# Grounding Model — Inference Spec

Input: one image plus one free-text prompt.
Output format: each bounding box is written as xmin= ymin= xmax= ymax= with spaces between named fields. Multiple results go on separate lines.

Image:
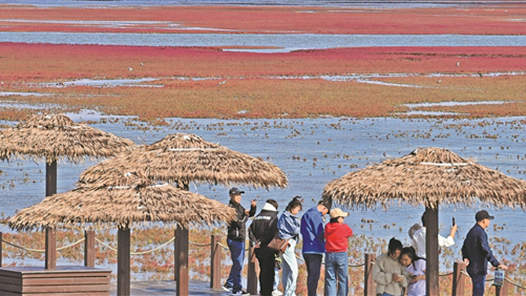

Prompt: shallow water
xmin=0 ymin=91 xmax=51 ymax=97
xmin=40 ymin=78 xmax=163 ymax=88
xmin=1 ymin=115 xmax=525 ymax=255
xmin=403 ymin=100 xmax=512 ymax=108
xmin=4 ymin=32 xmax=526 ymax=52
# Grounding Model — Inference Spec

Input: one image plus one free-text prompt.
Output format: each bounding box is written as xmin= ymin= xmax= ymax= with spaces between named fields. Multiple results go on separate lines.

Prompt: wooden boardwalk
xmin=110 ymin=280 xmax=228 ymax=296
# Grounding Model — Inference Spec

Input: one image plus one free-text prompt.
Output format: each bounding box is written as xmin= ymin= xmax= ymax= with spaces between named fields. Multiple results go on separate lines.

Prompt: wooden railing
xmin=1 ymin=232 xmax=524 ymax=296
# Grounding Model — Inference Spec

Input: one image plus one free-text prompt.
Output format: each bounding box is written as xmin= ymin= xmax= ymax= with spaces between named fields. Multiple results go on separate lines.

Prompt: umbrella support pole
xmin=45 ymin=229 xmax=56 ymax=270
xmin=0 ymin=232 xmax=3 ymax=267
xmin=117 ymin=227 xmax=131 ymax=296
xmin=84 ymin=230 xmax=95 ymax=268
xmin=45 ymin=161 xmax=57 ymax=270
xmin=425 ymin=205 xmax=440 ymax=296
xmin=175 ymin=227 xmax=189 ymax=296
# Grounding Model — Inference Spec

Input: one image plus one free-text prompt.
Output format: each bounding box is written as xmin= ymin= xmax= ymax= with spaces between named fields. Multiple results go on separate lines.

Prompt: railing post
xmin=84 ymin=230 xmax=95 ymax=268
xmin=500 ymin=278 xmax=510 ymax=296
xmin=452 ymin=261 xmax=466 ymax=296
xmin=210 ymin=235 xmax=222 ymax=290
xmin=499 ymin=267 xmax=513 ymax=296
xmin=364 ymin=253 xmax=376 ymax=296
xmin=247 ymin=241 xmax=258 ymax=295
xmin=0 ymin=232 xmax=3 ymax=267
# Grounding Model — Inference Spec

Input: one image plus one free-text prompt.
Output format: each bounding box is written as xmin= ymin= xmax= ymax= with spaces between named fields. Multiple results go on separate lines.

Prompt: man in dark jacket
xmin=249 ymin=199 xmax=279 ymax=296
xmin=462 ymin=210 xmax=507 ymax=296
xmin=225 ymin=187 xmax=256 ymax=295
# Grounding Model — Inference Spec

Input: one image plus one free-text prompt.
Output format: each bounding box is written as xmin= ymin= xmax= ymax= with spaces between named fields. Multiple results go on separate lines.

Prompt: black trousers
xmin=304 ymin=253 xmax=323 ymax=296
xmin=255 ymin=247 xmax=276 ymax=296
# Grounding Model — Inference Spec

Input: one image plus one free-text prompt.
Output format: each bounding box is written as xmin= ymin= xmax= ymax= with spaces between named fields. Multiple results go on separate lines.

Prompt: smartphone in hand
xmin=452 ymin=217 xmax=456 ymax=226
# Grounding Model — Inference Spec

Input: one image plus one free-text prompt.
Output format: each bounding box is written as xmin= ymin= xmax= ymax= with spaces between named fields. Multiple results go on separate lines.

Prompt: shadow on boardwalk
xmin=111 ymin=280 xmax=228 ymax=296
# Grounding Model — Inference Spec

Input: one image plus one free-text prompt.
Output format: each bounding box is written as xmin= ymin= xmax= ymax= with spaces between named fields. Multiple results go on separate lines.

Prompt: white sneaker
xmin=222 ymin=283 xmax=232 ymax=292
xmin=272 ymin=290 xmax=283 ymax=296
xmin=231 ymin=289 xmax=250 ymax=296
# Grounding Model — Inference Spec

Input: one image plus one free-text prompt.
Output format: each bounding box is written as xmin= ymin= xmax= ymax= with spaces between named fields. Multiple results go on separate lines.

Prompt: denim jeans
xmin=471 ymin=274 xmax=486 ymax=296
xmin=226 ymin=238 xmax=245 ymax=292
xmin=274 ymin=266 xmax=280 ymax=291
xmin=282 ymin=239 xmax=298 ymax=296
xmin=324 ymin=252 xmax=348 ymax=296
xmin=303 ymin=253 xmax=323 ymax=296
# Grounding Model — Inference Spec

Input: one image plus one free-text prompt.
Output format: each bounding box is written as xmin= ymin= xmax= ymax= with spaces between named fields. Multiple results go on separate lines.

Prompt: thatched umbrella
xmin=77 ymin=133 xmax=288 ymax=295
xmin=0 ymin=114 xmax=134 ymax=269
xmin=79 ymin=133 xmax=288 ymax=188
xmin=322 ymin=147 xmax=526 ymax=296
xmin=8 ymin=171 xmax=236 ymax=296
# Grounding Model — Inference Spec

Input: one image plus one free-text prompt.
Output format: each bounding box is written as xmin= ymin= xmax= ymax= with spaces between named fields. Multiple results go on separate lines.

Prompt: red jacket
xmin=325 ymin=222 xmax=353 ymax=253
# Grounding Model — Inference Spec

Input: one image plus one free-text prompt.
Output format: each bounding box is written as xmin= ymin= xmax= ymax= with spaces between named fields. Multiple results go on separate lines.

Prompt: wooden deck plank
xmin=23 ymin=277 xmax=109 ymax=286
xmin=22 ymin=284 xmax=110 ymax=293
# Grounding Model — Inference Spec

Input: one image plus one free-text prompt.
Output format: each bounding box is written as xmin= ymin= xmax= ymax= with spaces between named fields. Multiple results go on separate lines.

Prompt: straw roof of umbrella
xmin=0 ymin=114 xmax=134 ymax=162
xmin=323 ymin=147 xmax=526 ymax=209
xmin=78 ymin=133 xmax=288 ymax=188
xmin=8 ymin=172 xmax=236 ymax=231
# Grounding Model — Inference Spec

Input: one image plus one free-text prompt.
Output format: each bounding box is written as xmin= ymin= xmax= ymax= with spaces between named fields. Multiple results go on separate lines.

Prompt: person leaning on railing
xmin=461 ymin=210 xmax=508 ymax=296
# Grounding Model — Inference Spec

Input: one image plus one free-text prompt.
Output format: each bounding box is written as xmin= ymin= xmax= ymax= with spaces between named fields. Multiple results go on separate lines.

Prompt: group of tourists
xmin=222 ymin=187 xmax=507 ymax=296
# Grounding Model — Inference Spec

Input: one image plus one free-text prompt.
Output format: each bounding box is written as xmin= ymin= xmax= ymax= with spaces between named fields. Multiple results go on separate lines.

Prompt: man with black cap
xmin=462 ymin=210 xmax=508 ymax=296
xmin=224 ymin=187 xmax=256 ymax=295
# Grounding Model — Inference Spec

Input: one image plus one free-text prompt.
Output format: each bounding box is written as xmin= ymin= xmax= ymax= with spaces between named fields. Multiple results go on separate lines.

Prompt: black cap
xmin=475 ymin=210 xmax=494 ymax=222
xmin=229 ymin=187 xmax=245 ymax=196
xmin=318 ymin=198 xmax=332 ymax=211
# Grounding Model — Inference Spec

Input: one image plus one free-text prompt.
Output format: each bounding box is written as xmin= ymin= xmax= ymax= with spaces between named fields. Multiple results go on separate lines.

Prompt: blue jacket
xmin=300 ymin=207 xmax=325 ymax=254
xmin=278 ymin=211 xmax=301 ymax=241
xmin=461 ymin=224 xmax=500 ymax=276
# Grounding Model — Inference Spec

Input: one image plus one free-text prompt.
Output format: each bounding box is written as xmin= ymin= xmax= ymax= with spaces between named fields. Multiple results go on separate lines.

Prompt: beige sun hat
xmin=329 ymin=208 xmax=349 ymax=219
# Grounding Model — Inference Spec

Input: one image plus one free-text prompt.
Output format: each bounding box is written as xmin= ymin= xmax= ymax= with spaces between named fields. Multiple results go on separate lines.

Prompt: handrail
xmin=1 ymin=238 xmax=85 ymax=253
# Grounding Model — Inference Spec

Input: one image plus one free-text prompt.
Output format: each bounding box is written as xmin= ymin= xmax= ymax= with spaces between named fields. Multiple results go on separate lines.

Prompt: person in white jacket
xmin=408 ymin=211 xmax=458 ymax=258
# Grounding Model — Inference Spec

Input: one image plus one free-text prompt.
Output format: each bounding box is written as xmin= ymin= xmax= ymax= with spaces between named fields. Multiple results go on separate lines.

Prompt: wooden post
xmin=45 ymin=228 xmax=57 ymax=270
xmin=452 ymin=261 xmax=466 ymax=296
xmin=425 ymin=206 xmax=439 ymax=296
xmin=210 ymin=235 xmax=222 ymax=290
xmin=45 ymin=160 xmax=58 ymax=270
xmin=45 ymin=160 xmax=57 ymax=197
xmin=117 ymin=227 xmax=131 ymax=296
xmin=84 ymin=230 xmax=95 ymax=268
xmin=0 ymin=232 xmax=3 ymax=267
xmin=364 ymin=253 xmax=376 ymax=296
xmin=247 ymin=242 xmax=258 ymax=295
xmin=175 ymin=227 xmax=189 ymax=296
xmin=500 ymin=275 xmax=510 ymax=296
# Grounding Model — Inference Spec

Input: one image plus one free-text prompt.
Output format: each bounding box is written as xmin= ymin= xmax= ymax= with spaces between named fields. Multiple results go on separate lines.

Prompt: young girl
xmin=400 ymin=246 xmax=426 ymax=296
xmin=278 ymin=196 xmax=303 ymax=296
